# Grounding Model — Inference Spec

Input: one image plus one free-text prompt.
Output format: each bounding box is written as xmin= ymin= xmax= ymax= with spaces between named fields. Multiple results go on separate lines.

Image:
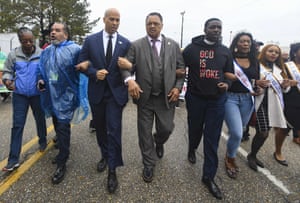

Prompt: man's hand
xmin=168 ymin=88 xmax=180 ymax=102
xmin=127 ymin=79 xmax=143 ymax=99
xmin=118 ymin=57 xmax=132 ymax=70
xmin=75 ymin=61 xmax=90 ymax=71
xmin=217 ymin=82 xmax=228 ymax=93
xmin=96 ymin=69 xmax=109 ymax=80
xmin=37 ymin=79 xmax=46 ymax=91
xmin=4 ymin=80 xmax=15 ymax=91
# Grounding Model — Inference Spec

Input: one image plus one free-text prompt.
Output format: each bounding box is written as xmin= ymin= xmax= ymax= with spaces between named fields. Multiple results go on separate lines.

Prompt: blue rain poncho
xmin=39 ymin=40 xmax=89 ymax=123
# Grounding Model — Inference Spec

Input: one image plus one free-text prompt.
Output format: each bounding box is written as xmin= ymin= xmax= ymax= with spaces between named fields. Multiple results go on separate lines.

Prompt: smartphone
xmin=38 ymin=82 xmax=45 ymax=89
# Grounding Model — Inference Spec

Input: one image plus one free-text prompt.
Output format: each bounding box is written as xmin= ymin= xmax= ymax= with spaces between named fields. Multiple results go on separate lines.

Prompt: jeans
xmin=224 ymin=92 xmax=254 ymax=158
xmin=186 ymin=91 xmax=227 ymax=179
xmin=8 ymin=93 xmax=47 ymax=164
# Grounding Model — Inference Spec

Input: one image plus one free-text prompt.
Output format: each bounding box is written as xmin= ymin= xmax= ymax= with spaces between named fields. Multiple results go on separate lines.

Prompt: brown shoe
xmin=225 ymin=156 xmax=238 ymax=179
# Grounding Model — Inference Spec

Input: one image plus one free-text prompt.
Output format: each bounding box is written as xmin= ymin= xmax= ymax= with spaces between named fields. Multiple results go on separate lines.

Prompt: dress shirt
xmin=103 ymin=31 xmax=117 ymax=55
xmin=148 ymin=35 xmax=162 ymax=56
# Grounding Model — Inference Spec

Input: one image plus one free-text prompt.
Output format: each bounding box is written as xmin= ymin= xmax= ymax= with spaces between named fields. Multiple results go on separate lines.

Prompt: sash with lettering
xmin=285 ymin=61 xmax=300 ymax=92
xmin=233 ymin=61 xmax=254 ymax=93
xmin=260 ymin=64 xmax=284 ymax=108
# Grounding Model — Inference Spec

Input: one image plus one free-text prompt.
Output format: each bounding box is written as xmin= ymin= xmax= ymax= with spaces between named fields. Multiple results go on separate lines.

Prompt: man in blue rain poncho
xmin=38 ymin=22 xmax=89 ymax=184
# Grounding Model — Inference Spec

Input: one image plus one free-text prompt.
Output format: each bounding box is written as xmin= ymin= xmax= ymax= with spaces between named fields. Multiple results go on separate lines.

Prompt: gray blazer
xmin=123 ymin=35 xmax=185 ymax=108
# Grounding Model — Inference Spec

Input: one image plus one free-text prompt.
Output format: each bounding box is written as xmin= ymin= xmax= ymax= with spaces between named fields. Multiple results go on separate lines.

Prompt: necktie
xmin=106 ymin=35 xmax=112 ymax=65
xmin=151 ymin=39 xmax=159 ymax=59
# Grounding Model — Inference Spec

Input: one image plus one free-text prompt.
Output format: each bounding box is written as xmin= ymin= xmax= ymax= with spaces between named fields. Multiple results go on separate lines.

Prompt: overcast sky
xmin=88 ymin=0 xmax=299 ymax=50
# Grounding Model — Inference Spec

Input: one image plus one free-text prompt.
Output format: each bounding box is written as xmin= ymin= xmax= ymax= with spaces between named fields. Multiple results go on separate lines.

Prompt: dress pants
xmin=52 ymin=116 xmax=71 ymax=166
xmin=90 ymin=87 xmax=124 ymax=170
xmin=137 ymin=94 xmax=175 ymax=168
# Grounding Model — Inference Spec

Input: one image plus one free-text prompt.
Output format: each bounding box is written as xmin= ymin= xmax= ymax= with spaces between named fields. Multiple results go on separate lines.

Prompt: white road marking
xmin=221 ymin=132 xmax=291 ymax=195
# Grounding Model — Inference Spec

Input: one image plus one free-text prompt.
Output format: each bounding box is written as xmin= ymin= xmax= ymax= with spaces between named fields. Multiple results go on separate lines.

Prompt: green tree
xmin=0 ymin=0 xmax=99 ymax=46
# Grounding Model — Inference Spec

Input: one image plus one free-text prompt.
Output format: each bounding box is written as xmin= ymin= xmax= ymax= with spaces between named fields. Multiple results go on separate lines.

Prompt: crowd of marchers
xmin=1 ymin=7 xmax=300 ymax=200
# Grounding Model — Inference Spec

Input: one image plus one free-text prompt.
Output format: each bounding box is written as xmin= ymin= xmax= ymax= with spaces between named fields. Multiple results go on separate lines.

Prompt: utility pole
xmin=180 ymin=11 xmax=185 ymax=48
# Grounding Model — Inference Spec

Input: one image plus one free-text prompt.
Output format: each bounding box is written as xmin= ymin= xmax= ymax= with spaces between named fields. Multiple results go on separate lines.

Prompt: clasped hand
xmin=217 ymin=82 xmax=228 ymax=93
xmin=118 ymin=57 xmax=132 ymax=70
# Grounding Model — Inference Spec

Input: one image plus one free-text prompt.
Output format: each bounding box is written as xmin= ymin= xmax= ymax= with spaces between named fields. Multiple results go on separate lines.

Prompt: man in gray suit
xmin=118 ymin=12 xmax=185 ymax=183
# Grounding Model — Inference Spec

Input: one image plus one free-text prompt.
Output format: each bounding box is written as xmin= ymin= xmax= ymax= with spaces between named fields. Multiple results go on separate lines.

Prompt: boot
xmin=247 ymin=131 xmax=268 ymax=171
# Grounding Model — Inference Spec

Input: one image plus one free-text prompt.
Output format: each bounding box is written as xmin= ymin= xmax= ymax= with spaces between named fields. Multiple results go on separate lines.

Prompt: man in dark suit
xmin=76 ymin=8 xmax=131 ymax=193
xmin=118 ymin=12 xmax=185 ymax=183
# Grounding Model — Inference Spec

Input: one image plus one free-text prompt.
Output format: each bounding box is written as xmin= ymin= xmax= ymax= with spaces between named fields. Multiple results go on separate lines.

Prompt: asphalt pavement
xmin=0 ymin=96 xmax=299 ymax=202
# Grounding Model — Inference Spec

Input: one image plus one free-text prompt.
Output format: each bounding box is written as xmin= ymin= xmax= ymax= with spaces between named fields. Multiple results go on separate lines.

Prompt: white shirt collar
xmin=104 ymin=31 xmax=116 ymax=39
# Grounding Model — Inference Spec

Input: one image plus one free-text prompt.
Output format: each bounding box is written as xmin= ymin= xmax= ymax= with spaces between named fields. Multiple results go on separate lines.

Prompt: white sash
xmin=285 ymin=61 xmax=300 ymax=91
xmin=233 ymin=61 xmax=254 ymax=93
xmin=260 ymin=64 xmax=284 ymax=108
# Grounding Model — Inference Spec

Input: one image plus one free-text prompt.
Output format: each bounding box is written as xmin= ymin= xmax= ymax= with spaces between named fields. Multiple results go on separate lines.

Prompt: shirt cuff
xmin=124 ymin=76 xmax=134 ymax=85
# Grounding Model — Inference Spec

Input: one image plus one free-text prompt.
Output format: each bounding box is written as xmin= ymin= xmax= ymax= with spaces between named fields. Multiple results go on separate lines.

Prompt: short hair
xmin=146 ymin=12 xmax=163 ymax=23
xmin=289 ymin=42 xmax=300 ymax=62
xmin=17 ymin=27 xmax=33 ymax=41
xmin=51 ymin=22 xmax=71 ymax=41
xmin=204 ymin=18 xmax=221 ymax=29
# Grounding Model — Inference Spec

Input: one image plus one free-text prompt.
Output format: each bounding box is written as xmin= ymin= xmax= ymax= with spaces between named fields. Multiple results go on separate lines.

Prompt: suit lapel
xmin=98 ymin=31 xmax=106 ymax=66
xmin=113 ymin=34 xmax=122 ymax=64
xmin=142 ymin=37 xmax=153 ymax=72
xmin=161 ymin=35 xmax=169 ymax=73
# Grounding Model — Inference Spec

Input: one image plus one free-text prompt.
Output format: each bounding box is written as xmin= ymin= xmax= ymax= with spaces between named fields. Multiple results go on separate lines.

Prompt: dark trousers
xmin=186 ymin=92 xmax=226 ymax=179
xmin=90 ymin=88 xmax=124 ymax=170
xmin=8 ymin=93 xmax=47 ymax=164
xmin=52 ymin=116 xmax=71 ymax=166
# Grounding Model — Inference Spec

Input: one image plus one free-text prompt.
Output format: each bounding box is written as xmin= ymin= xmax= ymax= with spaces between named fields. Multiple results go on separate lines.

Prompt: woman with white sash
xmin=247 ymin=44 xmax=290 ymax=171
xmin=283 ymin=43 xmax=300 ymax=145
xmin=223 ymin=32 xmax=260 ymax=178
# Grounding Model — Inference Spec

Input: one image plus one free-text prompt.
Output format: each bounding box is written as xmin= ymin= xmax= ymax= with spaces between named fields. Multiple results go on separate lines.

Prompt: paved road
xmin=0 ymin=96 xmax=299 ymax=202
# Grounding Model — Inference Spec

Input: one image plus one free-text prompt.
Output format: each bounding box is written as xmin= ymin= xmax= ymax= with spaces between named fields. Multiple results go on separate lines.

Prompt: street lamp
xmin=180 ymin=11 xmax=185 ymax=48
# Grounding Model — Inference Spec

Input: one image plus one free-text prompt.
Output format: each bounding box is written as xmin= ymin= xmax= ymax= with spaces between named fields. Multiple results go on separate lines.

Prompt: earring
xmin=234 ymin=47 xmax=238 ymax=52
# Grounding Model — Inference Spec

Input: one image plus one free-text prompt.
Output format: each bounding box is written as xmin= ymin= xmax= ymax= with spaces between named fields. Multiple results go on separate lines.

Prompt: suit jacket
xmin=123 ymin=35 xmax=185 ymax=108
xmin=78 ymin=31 xmax=131 ymax=106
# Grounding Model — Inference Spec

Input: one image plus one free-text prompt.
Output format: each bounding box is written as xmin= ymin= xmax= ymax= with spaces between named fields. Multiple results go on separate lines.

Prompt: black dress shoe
xmin=202 ymin=177 xmax=222 ymax=200
xmin=273 ymin=153 xmax=288 ymax=166
xmin=156 ymin=144 xmax=164 ymax=159
xmin=188 ymin=150 xmax=196 ymax=164
xmin=107 ymin=170 xmax=118 ymax=193
xmin=142 ymin=167 xmax=154 ymax=183
xmin=52 ymin=164 xmax=66 ymax=184
xmin=97 ymin=158 xmax=107 ymax=172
